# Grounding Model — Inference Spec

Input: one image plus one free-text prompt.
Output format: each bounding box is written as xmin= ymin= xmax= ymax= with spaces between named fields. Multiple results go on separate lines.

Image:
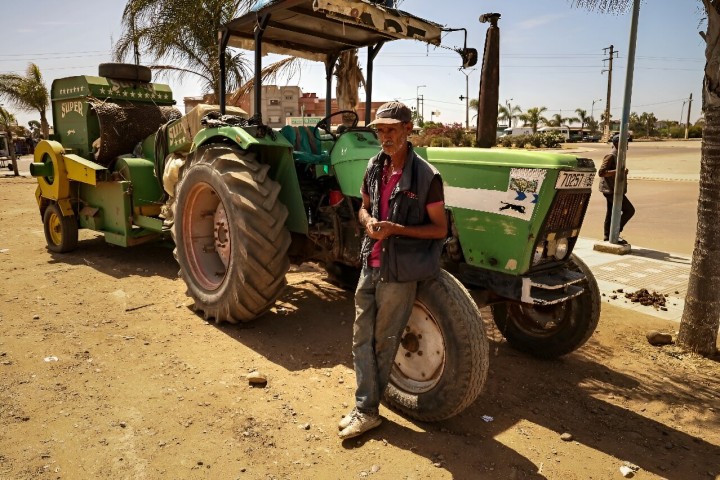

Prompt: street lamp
xmin=590 ymin=98 xmax=603 ymax=121
xmin=416 ymin=85 xmax=426 ymax=125
xmin=679 ymin=99 xmax=687 ymax=128
xmin=458 ymin=69 xmax=475 ymax=130
xmin=503 ymin=98 xmax=514 ymax=127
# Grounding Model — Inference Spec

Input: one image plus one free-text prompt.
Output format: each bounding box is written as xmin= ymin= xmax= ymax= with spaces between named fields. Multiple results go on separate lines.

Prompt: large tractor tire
xmin=43 ymin=203 xmax=78 ymax=253
xmin=385 ymin=270 xmax=489 ymax=421
xmin=491 ymin=254 xmax=601 ymax=359
xmin=172 ymin=145 xmax=291 ymax=323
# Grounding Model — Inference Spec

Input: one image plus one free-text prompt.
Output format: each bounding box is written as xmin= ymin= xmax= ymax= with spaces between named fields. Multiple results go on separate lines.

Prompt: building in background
xmin=184 ymin=86 xmax=387 ymax=128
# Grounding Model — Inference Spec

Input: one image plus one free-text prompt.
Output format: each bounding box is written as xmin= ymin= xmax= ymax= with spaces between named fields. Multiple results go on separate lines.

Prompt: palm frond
xmin=229 ymin=57 xmax=302 ymax=105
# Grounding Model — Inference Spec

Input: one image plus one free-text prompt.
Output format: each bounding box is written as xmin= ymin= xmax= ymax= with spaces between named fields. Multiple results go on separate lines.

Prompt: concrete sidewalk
xmin=573 ymin=237 xmax=691 ymax=322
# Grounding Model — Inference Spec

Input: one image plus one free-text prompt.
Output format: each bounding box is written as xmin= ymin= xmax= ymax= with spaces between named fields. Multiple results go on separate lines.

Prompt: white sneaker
xmin=338 ymin=407 xmax=358 ymax=430
xmin=338 ymin=411 xmax=381 ymax=440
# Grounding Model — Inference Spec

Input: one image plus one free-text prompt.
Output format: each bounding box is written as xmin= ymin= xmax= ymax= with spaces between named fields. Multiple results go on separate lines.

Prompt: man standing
xmin=599 ymin=135 xmax=635 ymax=244
xmin=338 ymin=102 xmax=447 ymax=440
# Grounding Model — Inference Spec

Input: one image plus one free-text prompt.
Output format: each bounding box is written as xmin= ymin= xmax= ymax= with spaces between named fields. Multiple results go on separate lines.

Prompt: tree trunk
xmin=677 ymin=0 xmax=720 ymax=356
xmin=40 ymin=110 xmax=49 ymax=140
xmin=5 ymin=132 xmax=18 ymax=176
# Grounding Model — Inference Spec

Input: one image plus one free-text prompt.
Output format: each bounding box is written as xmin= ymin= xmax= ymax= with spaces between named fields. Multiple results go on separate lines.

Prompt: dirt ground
xmin=0 ymin=176 xmax=718 ymax=480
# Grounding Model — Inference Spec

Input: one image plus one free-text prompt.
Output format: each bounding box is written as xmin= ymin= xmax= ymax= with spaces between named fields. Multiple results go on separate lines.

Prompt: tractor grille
xmin=544 ymin=190 xmax=590 ymax=234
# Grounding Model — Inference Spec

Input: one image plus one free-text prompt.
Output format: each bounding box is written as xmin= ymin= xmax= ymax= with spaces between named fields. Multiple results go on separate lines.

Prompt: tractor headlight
xmin=554 ymin=238 xmax=569 ymax=260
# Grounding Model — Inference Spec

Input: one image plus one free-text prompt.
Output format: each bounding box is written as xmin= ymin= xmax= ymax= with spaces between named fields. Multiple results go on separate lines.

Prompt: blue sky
xmin=0 ymin=0 xmax=707 ymax=129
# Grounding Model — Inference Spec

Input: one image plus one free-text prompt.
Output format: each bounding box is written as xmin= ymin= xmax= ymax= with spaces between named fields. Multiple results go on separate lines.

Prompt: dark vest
xmin=360 ymin=145 xmax=443 ymax=282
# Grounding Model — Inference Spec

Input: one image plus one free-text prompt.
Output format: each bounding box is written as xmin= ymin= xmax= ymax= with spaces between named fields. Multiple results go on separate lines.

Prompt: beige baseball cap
xmin=368 ymin=101 xmax=413 ymax=126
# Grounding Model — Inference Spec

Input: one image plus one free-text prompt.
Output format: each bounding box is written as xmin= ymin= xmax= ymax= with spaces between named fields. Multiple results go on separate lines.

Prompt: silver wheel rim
xmin=390 ymin=301 xmax=446 ymax=394
xmin=182 ymin=181 xmax=230 ymax=291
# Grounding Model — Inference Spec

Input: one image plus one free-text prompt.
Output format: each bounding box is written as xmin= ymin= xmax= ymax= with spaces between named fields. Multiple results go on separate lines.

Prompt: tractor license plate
xmin=555 ymin=171 xmax=595 ymax=189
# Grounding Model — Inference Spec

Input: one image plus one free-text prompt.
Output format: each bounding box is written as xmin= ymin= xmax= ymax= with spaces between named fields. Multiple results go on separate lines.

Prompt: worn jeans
xmin=352 ymin=267 xmax=417 ymax=414
xmin=603 ymin=193 xmax=636 ymax=239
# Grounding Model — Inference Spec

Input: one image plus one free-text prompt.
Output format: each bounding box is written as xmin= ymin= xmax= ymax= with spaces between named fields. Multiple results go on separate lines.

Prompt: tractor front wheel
xmin=42 ymin=203 xmax=78 ymax=253
xmin=384 ymin=270 xmax=489 ymax=421
xmin=172 ymin=145 xmax=291 ymax=323
xmin=491 ymin=254 xmax=601 ymax=358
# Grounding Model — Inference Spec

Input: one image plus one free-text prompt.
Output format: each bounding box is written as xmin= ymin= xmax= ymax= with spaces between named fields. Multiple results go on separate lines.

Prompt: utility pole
xmin=459 ymin=68 xmax=475 ymax=130
xmin=608 ymin=0 xmax=640 ymax=246
xmin=601 ymin=45 xmax=617 ymax=141
xmin=685 ymin=93 xmax=693 ymax=139
xmin=416 ymin=85 xmax=426 ymax=125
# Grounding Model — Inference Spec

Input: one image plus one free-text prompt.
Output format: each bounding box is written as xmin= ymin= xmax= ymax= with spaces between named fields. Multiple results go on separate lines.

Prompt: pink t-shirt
xmin=368 ymin=167 xmax=402 ymax=267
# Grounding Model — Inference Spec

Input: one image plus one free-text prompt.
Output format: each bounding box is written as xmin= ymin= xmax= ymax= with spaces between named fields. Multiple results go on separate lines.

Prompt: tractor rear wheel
xmin=43 ymin=203 xmax=78 ymax=253
xmin=491 ymin=254 xmax=601 ymax=358
xmin=384 ymin=270 xmax=489 ymax=421
xmin=172 ymin=145 xmax=291 ymax=323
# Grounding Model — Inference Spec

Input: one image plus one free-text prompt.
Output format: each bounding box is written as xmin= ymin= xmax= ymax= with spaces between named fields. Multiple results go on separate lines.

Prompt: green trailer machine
xmin=31 ymin=0 xmax=599 ymax=422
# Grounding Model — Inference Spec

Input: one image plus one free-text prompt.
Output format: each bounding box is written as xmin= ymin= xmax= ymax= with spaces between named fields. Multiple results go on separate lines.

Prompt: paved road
xmin=564 ymin=140 xmax=701 ymax=255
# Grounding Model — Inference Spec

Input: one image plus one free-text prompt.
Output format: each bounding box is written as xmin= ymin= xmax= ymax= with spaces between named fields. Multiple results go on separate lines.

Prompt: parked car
xmin=582 ymin=133 xmax=601 ymax=142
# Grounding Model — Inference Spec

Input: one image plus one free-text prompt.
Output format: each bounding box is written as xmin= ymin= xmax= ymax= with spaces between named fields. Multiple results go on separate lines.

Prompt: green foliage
xmin=430 ymin=137 xmax=453 ymax=147
xmin=665 ymin=125 xmax=703 ymax=139
xmin=518 ymin=107 xmax=549 ymax=133
xmin=0 ymin=63 xmax=50 ymax=138
xmin=411 ymin=122 xmax=475 ymax=147
xmin=497 ymin=132 xmax=563 ymax=149
xmin=115 ymin=0 xmax=257 ymax=95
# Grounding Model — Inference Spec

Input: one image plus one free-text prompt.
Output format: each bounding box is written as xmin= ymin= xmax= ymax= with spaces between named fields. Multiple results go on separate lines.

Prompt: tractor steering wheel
xmin=314 ymin=110 xmax=359 ymax=140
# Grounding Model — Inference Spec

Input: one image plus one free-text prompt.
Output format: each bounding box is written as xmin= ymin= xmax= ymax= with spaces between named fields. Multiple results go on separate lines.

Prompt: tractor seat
xmin=279 ymin=125 xmax=330 ymax=165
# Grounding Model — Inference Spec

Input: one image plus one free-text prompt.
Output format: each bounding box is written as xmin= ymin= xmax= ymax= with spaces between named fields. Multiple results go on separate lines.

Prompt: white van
xmin=538 ymin=126 xmax=570 ymax=141
xmin=499 ymin=126 xmax=533 ymax=138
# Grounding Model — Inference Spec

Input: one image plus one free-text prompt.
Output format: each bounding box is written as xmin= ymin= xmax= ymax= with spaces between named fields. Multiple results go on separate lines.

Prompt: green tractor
xmin=31 ymin=0 xmax=599 ymax=422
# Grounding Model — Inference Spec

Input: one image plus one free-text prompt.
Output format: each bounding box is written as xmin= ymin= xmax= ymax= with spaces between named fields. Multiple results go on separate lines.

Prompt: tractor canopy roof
xmin=223 ymin=0 xmax=444 ymax=62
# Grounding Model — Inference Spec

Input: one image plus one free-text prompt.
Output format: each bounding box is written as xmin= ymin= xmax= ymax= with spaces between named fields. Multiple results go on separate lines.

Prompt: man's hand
xmin=366 ymin=219 xmax=396 ymax=240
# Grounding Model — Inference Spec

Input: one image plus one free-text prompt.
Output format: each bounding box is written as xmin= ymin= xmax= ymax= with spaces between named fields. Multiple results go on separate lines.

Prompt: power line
xmin=0 ymin=50 xmax=109 ymax=57
xmin=0 ymin=54 xmax=110 ymax=64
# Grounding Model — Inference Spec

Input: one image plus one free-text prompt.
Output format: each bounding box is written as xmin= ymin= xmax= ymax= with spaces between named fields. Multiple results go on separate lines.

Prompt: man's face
xmin=376 ymin=122 xmax=412 ymax=157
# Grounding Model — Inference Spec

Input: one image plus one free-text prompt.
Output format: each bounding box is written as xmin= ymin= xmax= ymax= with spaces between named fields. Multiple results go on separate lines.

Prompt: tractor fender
xmin=192 ymin=126 xmax=293 ymax=152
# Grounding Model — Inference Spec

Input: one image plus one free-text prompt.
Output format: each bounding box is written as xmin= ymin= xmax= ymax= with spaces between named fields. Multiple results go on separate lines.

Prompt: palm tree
xmin=498 ymin=102 xmax=521 ymax=127
xmin=470 ymin=98 xmax=479 ymax=121
xmin=548 ymin=112 xmax=580 ymax=127
xmin=573 ymin=0 xmax=718 ymax=356
xmin=114 ymin=0 xmax=258 ymax=99
xmin=547 ymin=113 xmax=564 ymax=127
xmin=518 ymin=106 xmax=548 ymax=133
xmin=575 ymin=108 xmax=591 ymax=130
xmin=0 ymin=63 xmax=50 ymax=139
xmin=0 ymin=107 xmax=19 ymax=176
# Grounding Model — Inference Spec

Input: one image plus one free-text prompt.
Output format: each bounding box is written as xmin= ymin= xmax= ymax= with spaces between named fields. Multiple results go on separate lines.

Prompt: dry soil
xmin=0 ymin=176 xmax=718 ymax=480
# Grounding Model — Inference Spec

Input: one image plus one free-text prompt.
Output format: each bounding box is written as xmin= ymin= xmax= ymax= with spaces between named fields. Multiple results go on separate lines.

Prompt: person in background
xmin=599 ymin=134 xmax=635 ymax=244
xmin=338 ymin=101 xmax=446 ymax=440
